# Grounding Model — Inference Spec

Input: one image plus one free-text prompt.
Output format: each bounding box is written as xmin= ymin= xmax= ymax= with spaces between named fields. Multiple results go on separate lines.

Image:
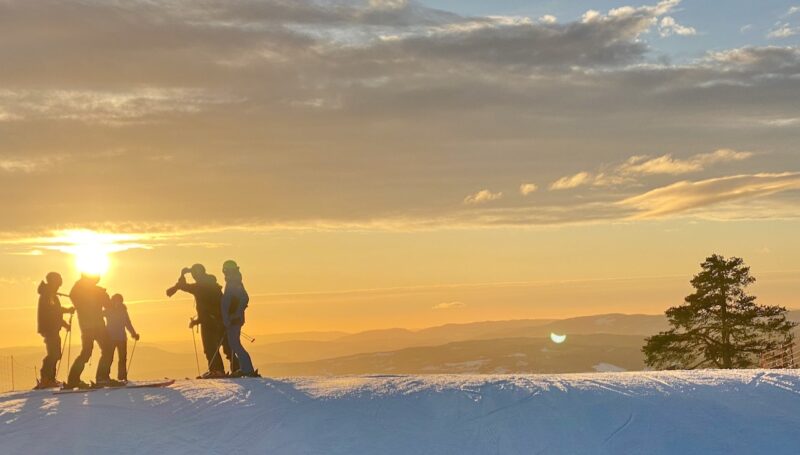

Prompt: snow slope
xmin=2 ymin=370 xmax=800 ymax=455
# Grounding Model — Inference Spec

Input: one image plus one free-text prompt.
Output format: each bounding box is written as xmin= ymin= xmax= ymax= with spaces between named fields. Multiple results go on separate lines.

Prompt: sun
xmin=73 ymin=241 xmax=111 ymax=276
xmin=56 ymin=230 xmax=118 ymax=277
xmin=42 ymin=229 xmax=148 ymax=277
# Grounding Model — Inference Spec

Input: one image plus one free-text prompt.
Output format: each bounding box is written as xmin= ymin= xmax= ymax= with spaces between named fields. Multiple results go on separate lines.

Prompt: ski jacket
xmin=175 ymin=274 xmax=224 ymax=325
xmin=105 ymin=303 xmax=136 ymax=341
xmin=37 ymin=281 xmax=70 ymax=336
xmin=69 ymin=278 xmax=111 ymax=331
xmin=222 ymin=272 xmax=249 ymax=328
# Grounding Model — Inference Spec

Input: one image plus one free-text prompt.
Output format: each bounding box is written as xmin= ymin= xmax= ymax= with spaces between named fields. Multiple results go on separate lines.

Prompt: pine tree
xmin=643 ymin=254 xmax=796 ymax=370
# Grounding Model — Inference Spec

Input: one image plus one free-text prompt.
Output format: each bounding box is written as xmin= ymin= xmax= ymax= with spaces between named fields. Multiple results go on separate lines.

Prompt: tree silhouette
xmin=643 ymin=254 xmax=796 ymax=370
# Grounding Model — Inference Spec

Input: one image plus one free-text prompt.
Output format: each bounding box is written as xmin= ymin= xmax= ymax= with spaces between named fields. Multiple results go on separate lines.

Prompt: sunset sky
xmin=1 ymin=0 xmax=799 ymax=348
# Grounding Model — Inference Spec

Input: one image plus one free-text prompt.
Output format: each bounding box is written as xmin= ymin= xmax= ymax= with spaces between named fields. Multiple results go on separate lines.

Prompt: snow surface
xmin=2 ymin=370 xmax=800 ymax=454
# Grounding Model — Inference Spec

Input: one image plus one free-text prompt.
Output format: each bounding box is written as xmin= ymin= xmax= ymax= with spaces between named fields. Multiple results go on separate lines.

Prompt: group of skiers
xmin=35 ymin=259 xmax=256 ymax=390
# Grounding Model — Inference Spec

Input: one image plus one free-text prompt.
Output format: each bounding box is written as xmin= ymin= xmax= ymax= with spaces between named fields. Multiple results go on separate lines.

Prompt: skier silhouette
xmin=65 ymin=274 xmax=118 ymax=389
xmin=104 ymin=294 xmax=140 ymax=382
xmin=166 ymin=264 xmax=238 ymax=377
xmin=35 ymin=272 xmax=74 ymax=389
xmin=221 ymin=260 xmax=258 ymax=377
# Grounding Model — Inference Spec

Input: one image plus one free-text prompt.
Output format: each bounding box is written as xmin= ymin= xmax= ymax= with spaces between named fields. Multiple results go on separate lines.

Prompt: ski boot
xmin=198 ymin=370 xmax=227 ymax=379
xmin=34 ymin=378 xmax=63 ymax=390
xmin=231 ymin=369 xmax=261 ymax=378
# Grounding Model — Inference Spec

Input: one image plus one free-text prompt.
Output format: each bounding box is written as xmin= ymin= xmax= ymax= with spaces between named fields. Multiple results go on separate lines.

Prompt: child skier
xmin=105 ymin=294 xmax=140 ymax=382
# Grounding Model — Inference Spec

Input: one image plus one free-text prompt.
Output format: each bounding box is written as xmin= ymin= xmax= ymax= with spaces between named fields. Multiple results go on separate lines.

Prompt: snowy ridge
xmin=2 ymin=371 xmax=800 ymax=454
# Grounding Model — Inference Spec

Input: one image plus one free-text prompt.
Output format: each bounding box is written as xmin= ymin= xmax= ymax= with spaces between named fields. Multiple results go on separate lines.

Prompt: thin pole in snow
xmin=127 ymin=339 xmax=138 ymax=378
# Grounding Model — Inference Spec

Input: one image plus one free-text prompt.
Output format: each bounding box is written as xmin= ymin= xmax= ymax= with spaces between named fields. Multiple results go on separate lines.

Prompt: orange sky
xmin=1 ymin=221 xmax=798 ymax=348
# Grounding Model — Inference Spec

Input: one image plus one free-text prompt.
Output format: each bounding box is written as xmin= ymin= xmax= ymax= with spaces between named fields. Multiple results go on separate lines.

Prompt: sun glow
xmin=44 ymin=229 xmax=150 ymax=277
xmin=73 ymin=241 xmax=111 ymax=276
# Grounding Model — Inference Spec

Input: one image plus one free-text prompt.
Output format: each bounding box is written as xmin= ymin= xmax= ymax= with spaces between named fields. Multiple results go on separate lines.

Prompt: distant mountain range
xmin=248 ymin=313 xmax=671 ymax=364
xmin=262 ymin=334 xmax=647 ymax=376
xmin=2 ymin=311 xmax=798 ymax=390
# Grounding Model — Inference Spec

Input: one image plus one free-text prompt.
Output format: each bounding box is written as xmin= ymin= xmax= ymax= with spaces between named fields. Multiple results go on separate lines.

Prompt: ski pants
xmin=201 ymin=321 xmax=238 ymax=373
xmin=226 ymin=323 xmax=254 ymax=374
xmin=40 ymin=332 xmax=61 ymax=382
xmin=68 ymin=327 xmax=113 ymax=384
xmin=110 ymin=338 xmax=128 ymax=381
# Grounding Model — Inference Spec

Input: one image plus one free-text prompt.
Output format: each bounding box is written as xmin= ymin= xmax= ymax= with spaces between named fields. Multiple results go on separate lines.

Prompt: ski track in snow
xmin=1 ymin=370 xmax=800 ymax=454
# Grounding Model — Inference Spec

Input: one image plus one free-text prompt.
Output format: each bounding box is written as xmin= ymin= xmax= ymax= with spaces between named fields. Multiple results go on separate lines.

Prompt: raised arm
xmin=166 ymin=275 xmax=199 ymax=298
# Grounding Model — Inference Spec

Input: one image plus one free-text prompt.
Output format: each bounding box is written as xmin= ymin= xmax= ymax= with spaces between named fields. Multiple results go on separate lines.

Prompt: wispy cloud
xmin=618 ymin=149 xmax=752 ymax=176
xmin=0 ymin=89 xmax=237 ymax=125
xmin=432 ymin=301 xmax=466 ymax=310
xmin=0 ymin=156 xmax=61 ymax=173
xmin=768 ymin=24 xmax=799 ymax=39
xmin=550 ymin=149 xmax=753 ymax=190
xmin=549 ymin=172 xmax=593 ymax=190
xmin=463 ymin=189 xmax=503 ymax=205
xmin=619 ymin=173 xmax=800 ymax=218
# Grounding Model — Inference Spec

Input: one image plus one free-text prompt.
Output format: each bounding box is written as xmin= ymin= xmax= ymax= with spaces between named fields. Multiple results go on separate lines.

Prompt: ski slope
xmin=2 ymin=370 xmax=800 ymax=454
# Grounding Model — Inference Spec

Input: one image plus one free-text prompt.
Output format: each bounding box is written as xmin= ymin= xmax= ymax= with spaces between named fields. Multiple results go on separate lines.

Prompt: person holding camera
xmin=166 ymin=264 xmax=238 ymax=378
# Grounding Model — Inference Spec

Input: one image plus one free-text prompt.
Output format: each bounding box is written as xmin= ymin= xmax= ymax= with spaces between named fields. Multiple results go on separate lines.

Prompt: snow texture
xmin=1 ymin=370 xmax=800 ymax=454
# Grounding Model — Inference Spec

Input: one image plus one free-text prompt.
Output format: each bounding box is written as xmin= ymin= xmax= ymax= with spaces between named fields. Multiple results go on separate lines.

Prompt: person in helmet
xmin=35 ymin=272 xmax=75 ymax=389
xmin=221 ymin=260 xmax=258 ymax=377
xmin=166 ymin=263 xmax=238 ymax=377
xmin=65 ymin=274 xmax=117 ymax=389
xmin=104 ymin=294 xmax=140 ymax=382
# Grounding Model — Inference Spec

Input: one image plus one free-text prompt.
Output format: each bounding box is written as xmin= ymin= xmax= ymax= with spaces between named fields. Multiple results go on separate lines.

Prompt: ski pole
xmin=127 ymin=338 xmax=138 ymax=378
xmin=207 ymin=335 xmax=227 ymax=372
xmin=65 ymin=320 xmax=73 ymax=383
xmin=55 ymin=313 xmax=74 ymax=379
xmin=240 ymin=331 xmax=256 ymax=343
xmin=191 ymin=323 xmax=201 ymax=376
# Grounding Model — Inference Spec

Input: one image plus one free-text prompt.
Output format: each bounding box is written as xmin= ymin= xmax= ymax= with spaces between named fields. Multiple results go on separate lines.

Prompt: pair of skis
xmin=52 ymin=379 xmax=175 ymax=395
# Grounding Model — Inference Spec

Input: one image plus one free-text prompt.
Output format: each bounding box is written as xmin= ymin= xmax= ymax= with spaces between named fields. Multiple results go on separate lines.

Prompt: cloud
xmin=659 ymin=16 xmax=697 ymax=37
xmin=463 ymin=189 xmax=503 ymax=205
xmin=619 ymin=173 xmax=800 ymax=218
xmin=550 ymin=149 xmax=754 ymax=190
xmin=549 ymin=172 xmax=593 ymax=190
xmin=706 ymin=46 xmax=800 ymax=69
xmin=768 ymin=24 xmax=799 ymax=39
xmin=0 ymin=0 xmax=798 ymax=233
xmin=432 ymin=301 xmax=465 ymax=310
xmin=377 ymin=0 xmax=681 ymax=70
xmin=0 ymin=155 xmax=61 ymax=173
xmin=0 ymin=158 xmax=44 ymax=173
xmin=520 ymin=183 xmax=539 ymax=196
xmin=618 ymin=149 xmax=753 ymax=176
xmin=539 ymin=15 xmax=558 ymax=24
xmin=0 ymin=89 xmax=236 ymax=124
